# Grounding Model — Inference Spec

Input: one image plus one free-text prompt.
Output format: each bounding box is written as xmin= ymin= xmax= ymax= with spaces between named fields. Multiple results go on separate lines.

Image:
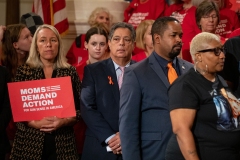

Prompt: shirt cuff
xmin=105 ymin=134 xmax=115 ymax=152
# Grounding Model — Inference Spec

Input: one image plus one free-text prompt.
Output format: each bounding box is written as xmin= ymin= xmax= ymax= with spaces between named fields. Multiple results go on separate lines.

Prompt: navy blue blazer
xmin=119 ymin=53 xmax=193 ymax=160
xmin=80 ymin=58 xmax=135 ymax=160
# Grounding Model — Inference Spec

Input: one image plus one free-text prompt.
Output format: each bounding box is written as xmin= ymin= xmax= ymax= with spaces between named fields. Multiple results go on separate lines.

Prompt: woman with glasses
xmin=165 ymin=32 xmax=240 ymax=160
xmin=181 ymin=0 xmax=223 ymax=62
xmin=195 ymin=1 xmax=220 ymax=34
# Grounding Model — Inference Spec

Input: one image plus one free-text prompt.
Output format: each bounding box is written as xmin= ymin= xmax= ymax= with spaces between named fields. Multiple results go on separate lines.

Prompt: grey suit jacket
xmin=119 ymin=53 xmax=193 ymax=160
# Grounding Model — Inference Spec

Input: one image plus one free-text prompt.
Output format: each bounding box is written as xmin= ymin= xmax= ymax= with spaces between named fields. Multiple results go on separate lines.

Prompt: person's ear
xmin=13 ymin=42 xmax=19 ymax=49
xmin=195 ymin=53 xmax=202 ymax=62
xmin=108 ymin=39 xmax=112 ymax=50
xmin=84 ymin=41 xmax=88 ymax=50
xmin=153 ymin=33 xmax=160 ymax=44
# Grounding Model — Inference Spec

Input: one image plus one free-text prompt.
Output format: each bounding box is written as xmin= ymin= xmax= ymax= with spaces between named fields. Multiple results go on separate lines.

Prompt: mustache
xmin=173 ymin=42 xmax=183 ymax=48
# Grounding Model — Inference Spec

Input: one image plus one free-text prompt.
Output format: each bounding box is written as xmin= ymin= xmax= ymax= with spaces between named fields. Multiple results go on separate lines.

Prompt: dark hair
xmin=151 ymin=16 xmax=179 ymax=43
xmin=85 ymin=24 xmax=109 ymax=43
xmin=108 ymin=22 xmax=136 ymax=42
xmin=1 ymin=24 xmax=28 ymax=81
xmin=195 ymin=0 xmax=220 ymax=29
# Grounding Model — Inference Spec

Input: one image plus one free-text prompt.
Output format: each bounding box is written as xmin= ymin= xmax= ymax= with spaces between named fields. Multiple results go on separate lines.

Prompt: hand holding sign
xmin=8 ymin=77 xmax=76 ymax=122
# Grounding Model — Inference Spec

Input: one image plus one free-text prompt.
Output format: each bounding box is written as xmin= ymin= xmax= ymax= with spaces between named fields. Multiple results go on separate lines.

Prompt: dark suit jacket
xmin=119 ymin=53 xmax=193 ymax=160
xmin=80 ymin=58 xmax=135 ymax=160
xmin=0 ymin=66 xmax=11 ymax=159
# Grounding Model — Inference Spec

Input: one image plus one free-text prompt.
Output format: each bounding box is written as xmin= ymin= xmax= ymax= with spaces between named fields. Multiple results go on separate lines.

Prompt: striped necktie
xmin=118 ymin=66 xmax=125 ymax=89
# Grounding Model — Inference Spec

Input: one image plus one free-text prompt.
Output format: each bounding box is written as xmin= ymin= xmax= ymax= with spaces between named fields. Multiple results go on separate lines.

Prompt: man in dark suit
xmin=80 ymin=22 xmax=136 ymax=160
xmin=119 ymin=17 xmax=193 ymax=160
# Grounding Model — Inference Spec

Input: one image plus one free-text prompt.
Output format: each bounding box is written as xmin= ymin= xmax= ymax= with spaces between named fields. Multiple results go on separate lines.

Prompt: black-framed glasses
xmin=197 ymin=47 xmax=225 ymax=56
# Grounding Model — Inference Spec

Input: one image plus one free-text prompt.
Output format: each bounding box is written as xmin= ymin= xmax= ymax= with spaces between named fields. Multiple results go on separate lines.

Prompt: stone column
xmin=6 ymin=0 xmax=20 ymax=25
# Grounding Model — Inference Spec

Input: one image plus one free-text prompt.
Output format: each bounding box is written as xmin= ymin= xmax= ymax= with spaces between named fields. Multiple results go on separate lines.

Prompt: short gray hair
xmin=108 ymin=22 xmax=136 ymax=42
xmin=190 ymin=32 xmax=220 ymax=63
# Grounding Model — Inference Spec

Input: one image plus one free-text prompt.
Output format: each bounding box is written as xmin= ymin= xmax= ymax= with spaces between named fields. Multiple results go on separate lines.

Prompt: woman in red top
xmin=182 ymin=0 xmax=226 ymax=62
xmin=76 ymin=25 xmax=109 ymax=80
xmin=73 ymin=25 xmax=109 ymax=159
xmin=132 ymin=20 xmax=154 ymax=62
xmin=181 ymin=0 xmax=238 ymax=62
xmin=164 ymin=0 xmax=194 ymax=24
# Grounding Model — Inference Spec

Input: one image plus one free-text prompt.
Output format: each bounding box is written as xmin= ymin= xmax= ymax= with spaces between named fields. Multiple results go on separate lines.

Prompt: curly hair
xmin=88 ymin=7 xmax=113 ymax=27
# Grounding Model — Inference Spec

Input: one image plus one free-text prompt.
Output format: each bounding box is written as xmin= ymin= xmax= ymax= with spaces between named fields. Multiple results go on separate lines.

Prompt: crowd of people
xmin=1 ymin=0 xmax=240 ymax=159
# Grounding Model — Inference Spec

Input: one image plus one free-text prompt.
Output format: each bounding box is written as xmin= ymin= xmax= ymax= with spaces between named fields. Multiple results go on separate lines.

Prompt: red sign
xmin=8 ymin=77 xmax=76 ymax=122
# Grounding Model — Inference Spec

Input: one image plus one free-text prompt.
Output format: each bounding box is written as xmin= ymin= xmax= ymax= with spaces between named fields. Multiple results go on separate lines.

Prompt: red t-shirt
xmin=229 ymin=28 xmax=240 ymax=38
xmin=75 ymin=59 xmax=88 ymax=81
xmin=181 ymin=6 xmax=236 ymax=62
xmin=164 ymin=3 xmax=195 ymax=24
xmin=124 ymin=0 xmax=168 ymax=28
xmin=181 ymin=7 xmax=201 ymax=62
xmin=66 ymin=34 xmax=87 ymax=66
xmin=132 ymin=51 xmax=147 ymax=62
xmin=215 ymin=8 xmax=240 ymax=38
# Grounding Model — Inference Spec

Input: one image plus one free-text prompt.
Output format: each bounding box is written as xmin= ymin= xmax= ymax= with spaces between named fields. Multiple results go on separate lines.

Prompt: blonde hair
xmin=27 ymin=24 xmax=70 ymax=68
xmin=190 ymin=32 xmax=220 ymax=63
xmin=136 ymin=20 xmax=155 ymax=50
xmin=88 ymin=7 xmax=113 ymax=27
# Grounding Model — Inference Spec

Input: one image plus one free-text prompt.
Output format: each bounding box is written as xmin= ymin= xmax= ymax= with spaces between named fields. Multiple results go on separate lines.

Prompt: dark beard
xmin=169 ymin=44 xmax=182 ymax=59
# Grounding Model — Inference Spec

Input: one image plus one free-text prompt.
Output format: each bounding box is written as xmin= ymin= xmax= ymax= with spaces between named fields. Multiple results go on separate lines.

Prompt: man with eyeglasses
xmin=119 ymin=17 xmax=193 ymax=160
xmin=80 ymin=22 xmax=136 ymax=160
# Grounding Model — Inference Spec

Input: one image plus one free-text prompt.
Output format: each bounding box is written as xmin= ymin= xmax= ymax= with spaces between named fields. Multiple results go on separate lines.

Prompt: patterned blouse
xmin=11 ymin=64 xmax=81 ymax=160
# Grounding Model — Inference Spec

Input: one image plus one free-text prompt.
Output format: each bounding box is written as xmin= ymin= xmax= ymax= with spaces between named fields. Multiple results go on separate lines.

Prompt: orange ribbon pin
xmin=108 ymin=76 xmax=114 ymax=85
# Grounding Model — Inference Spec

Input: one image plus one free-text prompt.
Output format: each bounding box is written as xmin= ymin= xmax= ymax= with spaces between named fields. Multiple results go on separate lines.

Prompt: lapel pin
xmin=108 ymin=76 xmax=114 ymax=85
xmin=182 ymin=66 xmax=185 ymax=70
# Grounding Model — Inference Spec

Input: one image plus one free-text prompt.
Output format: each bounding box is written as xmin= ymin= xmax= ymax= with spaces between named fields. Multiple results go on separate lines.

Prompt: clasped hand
xmin=108 ymin=132 xmax=122 ymax=154
xmin=28 ymin=116 xmax=67 ymax=133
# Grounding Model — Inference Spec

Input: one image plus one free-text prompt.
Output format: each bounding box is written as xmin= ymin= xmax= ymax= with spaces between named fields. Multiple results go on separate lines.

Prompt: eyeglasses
xmin=197 ymin=47 xmax=225 ymax=56
xmin=202 ymin=14 xmax=218 ymax=19
xmin=111 ymin=36 xmax=133 ymax=44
